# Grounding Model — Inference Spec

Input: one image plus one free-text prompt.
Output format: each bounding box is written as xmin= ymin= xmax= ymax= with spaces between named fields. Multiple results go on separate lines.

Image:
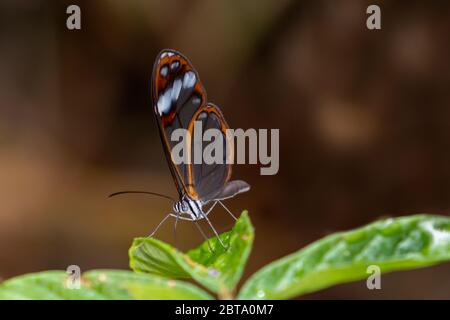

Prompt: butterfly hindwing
xmin=187 ymin=104 xmax=233 ymax=202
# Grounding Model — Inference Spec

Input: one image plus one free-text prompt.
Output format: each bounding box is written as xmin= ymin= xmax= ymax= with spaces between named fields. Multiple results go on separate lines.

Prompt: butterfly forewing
xmin=152 ymin=50 xmax=232 ymax=202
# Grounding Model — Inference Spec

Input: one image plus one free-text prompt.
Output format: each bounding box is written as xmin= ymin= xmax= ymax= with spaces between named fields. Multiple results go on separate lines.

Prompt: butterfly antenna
xmin=108 ymin=191 xmax=175 ymax=202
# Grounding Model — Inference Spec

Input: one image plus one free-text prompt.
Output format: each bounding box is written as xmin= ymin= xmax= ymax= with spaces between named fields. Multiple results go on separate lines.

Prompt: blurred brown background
xmin=1 ymin=0 xmax=450 ymax=298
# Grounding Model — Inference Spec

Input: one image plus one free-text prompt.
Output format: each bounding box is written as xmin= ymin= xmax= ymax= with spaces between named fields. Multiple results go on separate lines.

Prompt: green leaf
xmin=129 ymin=211 xmax=254 ymax=297
xmin=238 ymin=214 xmax=450 ymax=299
xmin=0 ymin=270 xmax=212 ymax=300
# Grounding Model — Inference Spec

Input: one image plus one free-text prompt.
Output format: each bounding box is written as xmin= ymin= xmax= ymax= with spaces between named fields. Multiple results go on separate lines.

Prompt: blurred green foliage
xmin=1 ymin=213 xmax=450 ymax=299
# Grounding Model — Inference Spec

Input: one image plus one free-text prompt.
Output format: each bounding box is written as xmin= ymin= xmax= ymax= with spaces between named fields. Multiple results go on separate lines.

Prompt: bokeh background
xmin=1 ymin=0 xmax=450 ymax=299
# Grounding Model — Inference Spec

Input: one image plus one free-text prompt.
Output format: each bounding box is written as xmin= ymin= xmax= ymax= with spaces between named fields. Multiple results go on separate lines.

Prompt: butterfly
xmin=110 ymin=49 xmax=250 ymax=248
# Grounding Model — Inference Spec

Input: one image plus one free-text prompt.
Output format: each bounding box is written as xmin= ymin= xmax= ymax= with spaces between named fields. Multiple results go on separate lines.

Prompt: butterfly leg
xmin=194 ymin=221 xmax=214 ymax=253
xmin=204 ymin=201 xmax=218 ymax=217
xmin=173 ymin=211 xmax=180 ymax=249
xmin=199 ymin=210 xmax=227 ymax=249
xmin=218 ymin=200 xmax=237 ymax=221
xmin=149 ymin=213 xmax=172 ymax=237
xmin=216 ymin=200 xmax=239 ymax=246
xmin=193 ymin=202 xmax=217 ymax=252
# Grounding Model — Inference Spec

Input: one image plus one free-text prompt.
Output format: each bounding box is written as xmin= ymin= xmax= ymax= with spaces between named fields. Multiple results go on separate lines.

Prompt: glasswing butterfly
xmin=110 ymin=49 xmax=250 ymax=248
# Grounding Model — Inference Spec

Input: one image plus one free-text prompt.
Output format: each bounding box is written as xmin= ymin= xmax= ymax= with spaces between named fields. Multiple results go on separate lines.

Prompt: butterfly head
xmin=173 ymin=196 xmax=204 ymax=221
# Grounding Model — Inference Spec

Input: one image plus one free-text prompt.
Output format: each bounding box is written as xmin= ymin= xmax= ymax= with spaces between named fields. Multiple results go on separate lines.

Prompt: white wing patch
xmin=157 ymin=89 xmax=172 ymax=116
xmin=157 ymin=71 xmax=197 ymax=116
xmin=183 ymin=71 xmax=196 ymax=89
